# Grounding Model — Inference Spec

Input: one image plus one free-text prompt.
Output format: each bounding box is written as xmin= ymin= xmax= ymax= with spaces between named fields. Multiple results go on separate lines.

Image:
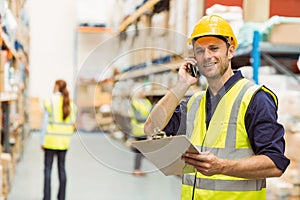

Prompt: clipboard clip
xmin=151 ymin=127 xmax=166 ymax=140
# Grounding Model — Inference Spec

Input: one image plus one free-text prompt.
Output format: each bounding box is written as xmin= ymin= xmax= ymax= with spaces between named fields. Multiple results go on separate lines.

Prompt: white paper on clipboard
xmin=131 ymin=135 xmax=200 ymax=176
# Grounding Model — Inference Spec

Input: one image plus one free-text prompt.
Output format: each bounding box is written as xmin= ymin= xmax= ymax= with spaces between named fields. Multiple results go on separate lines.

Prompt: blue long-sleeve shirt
xmin=163 ymin=70 xmax=290 ymax=173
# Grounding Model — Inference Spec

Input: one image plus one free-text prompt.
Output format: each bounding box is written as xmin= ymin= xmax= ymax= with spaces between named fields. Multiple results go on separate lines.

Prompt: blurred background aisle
xmin=1 ymin=0 xmax=300 ymax=199
xmin=8 ymin=132 xmax=181 ymax=200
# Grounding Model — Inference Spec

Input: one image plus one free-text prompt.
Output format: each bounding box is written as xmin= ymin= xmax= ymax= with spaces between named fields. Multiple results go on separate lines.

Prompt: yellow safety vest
xmin=130 ymin=98 xmax=152 ymax=137
xmin=181 ymin=78 xmax=277 ymax=200
xmin=43 ymin=95 xmax=76 ymax=150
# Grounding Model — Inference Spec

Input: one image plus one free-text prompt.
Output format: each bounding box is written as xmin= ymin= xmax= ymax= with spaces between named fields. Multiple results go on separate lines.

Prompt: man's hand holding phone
xmin=178 ymin=57 xmax=199 ymax=86
xmin=188 ymin=63 xmax=200 ymax=78
xmin=183 ymin=57 xmax=200 ymax=78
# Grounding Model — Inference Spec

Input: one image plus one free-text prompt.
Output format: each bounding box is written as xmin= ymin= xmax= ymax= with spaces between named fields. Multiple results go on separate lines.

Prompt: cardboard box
xmin=0 ymin=51 xmax=7 ymax=92
xmin=0 ymin=51 xmax=7 ymax=70
xmin=29 ymin=97 xmax=44 ymax=130
xmin=1 ymin=153 xmax=13 ymax=198
xmin=267 ymin=23 xmax=300 ymax=45
xmin=76 ymin=83 xmax=102 ymax=107
xmin=98 ymin=92 xmax=111 ymax=105
xmin=243 ymin=0 xmax=270 ymax=23
xmin=0 ymin=72 xmax=3 ymax=92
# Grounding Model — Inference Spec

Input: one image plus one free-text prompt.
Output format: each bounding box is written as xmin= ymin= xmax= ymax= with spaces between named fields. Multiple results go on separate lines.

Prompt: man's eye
xmin=210 ymin=47 xmax=218 ymax=51
xmin=195 ymin=49 xmax=204 ymax=54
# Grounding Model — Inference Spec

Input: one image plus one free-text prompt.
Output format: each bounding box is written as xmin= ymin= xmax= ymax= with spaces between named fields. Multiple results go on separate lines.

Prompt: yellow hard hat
xmin=187 ymin=14 xmax=238 ymax=50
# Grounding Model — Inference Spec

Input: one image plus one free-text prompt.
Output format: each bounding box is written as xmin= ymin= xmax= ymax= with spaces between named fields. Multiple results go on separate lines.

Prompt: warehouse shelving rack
xmin=0 ymin=0 xmax=30 ymax=197
xmin=0 ymin=31 xmax=29 ymax=154
xmin=233 ymin=35 xmax=300 ymax=85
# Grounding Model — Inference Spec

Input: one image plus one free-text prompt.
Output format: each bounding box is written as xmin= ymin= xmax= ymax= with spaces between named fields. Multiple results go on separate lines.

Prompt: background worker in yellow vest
xmin=129 ymin=87 xmax=152 ymax=176
xmin=41 ymin=79 xmax=77 ymax=200
xmin=144 ymin=15 xmax=290 ymax=199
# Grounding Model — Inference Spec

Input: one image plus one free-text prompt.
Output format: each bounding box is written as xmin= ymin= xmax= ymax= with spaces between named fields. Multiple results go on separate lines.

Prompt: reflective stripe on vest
xmin=183 ymin=174 xmax=266 ymax=191
xmin=48 ymin=98 xmax=75 ymax=125
xmin=43 ymin=96 xmax=75 ymax=150
xmin=181 ymin=78 xmax=277 ymax=199
xmin=130 ymin=98 xmax=152 ymax=137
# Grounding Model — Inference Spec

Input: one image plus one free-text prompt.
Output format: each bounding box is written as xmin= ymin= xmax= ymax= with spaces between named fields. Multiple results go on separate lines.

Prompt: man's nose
xmin=204 ymin=49 xmax=212 ymax=59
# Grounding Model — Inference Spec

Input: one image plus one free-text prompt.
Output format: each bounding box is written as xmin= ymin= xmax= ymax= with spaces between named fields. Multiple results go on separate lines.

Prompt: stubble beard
xmin=201 ymin=57 xmax=230 ymax=81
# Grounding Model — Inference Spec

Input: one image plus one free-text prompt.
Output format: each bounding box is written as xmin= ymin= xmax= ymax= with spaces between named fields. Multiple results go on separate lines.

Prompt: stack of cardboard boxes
xmin=76 ymin=80 xmax=112 ymax=132
xmin=0 ymin=153 xmax=13 ymax=200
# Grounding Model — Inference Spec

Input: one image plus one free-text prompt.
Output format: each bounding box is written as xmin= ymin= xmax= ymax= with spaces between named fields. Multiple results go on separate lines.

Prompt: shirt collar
xmin=224 ymin=70 xmax=244 ymax=91
xmin=207 ymin=70 xmax=244 ymax=97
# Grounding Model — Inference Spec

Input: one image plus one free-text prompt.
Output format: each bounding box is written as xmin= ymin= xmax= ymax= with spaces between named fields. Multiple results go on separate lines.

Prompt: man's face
xmin=193 ymin=36 xmax=234 ymax=80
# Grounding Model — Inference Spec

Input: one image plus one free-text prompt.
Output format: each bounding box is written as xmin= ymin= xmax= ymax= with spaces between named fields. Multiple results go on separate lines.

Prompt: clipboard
xmin=131 ymin=135 xmax=200 ymax=176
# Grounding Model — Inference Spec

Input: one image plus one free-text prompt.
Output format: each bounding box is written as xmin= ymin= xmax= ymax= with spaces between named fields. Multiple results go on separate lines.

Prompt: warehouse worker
xmin=144 ymin=14 xmax=290 ymax=199
xmin=129 ymin=88 xmax=152 ymax=176
xmin=41 ymin=79 xmax=77 ymax=200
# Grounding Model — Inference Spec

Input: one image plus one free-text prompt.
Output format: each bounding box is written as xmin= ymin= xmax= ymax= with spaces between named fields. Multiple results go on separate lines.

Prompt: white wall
xmin=28 ymin=0 xmax=76 ymax=100
xmin=76 ymin=0 xmax=117 ymax=25
xmin=28 ymin=0 xmax=123 ymax=101
xmin=27 ymin=0 xmax=199 ymax=100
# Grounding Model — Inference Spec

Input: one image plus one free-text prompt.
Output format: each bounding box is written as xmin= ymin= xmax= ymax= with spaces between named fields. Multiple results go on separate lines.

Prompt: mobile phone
xmin=188 ymin=64 xmax=200 ymax=77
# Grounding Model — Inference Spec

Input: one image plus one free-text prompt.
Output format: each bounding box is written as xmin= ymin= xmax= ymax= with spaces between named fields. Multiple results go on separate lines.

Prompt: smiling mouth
xmin=204 ymin=62 xmax=217 ymax=67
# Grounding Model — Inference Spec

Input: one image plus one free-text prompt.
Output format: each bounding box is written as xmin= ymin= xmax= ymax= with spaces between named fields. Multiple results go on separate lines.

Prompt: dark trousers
xmin=43 ymin=149 xmax=67 ymax=200
xmin=133 ymin=136 xmax=146 ymax=170
xmin=134 ymin=152 xmax=143 ymax=170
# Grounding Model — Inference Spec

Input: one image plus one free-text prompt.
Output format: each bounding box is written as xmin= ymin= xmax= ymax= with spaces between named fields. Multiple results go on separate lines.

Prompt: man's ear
xmin=228 ymin=45 xmax=235 ymax=60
